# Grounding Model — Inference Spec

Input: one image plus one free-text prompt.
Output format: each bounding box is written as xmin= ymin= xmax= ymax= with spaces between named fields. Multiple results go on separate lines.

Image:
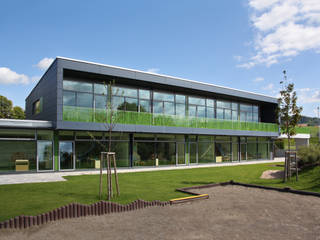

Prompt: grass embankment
xmin=0 ymin=162 xmax=319 ymax=221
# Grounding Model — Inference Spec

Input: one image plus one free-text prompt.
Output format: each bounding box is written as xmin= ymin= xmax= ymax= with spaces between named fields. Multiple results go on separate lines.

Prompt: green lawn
xmin=0 ymin=162 xmax=319 ymax=221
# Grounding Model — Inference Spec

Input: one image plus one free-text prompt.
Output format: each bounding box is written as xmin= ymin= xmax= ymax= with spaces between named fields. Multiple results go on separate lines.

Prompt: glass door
xmin=37 ymin=141 xmax=53 ymax=171
xmin=177 ymin=143 xmax=185 ymax=165
xmin=189 ymin=142 xmax=197 ymax=164
xmin=240 ymin=143 xmax=246 ymax=161
xmin=59 ymin=141 xmax=74 ymax=170
xmin=232 ymin=143 xmax=239 ymax=162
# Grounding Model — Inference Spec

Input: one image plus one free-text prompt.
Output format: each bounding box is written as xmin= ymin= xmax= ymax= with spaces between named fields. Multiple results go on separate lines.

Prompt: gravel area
xmin=260 ymin=169 xmax=284 ymax=179
xmin=1 ymin=185 xmax=320 ymax=240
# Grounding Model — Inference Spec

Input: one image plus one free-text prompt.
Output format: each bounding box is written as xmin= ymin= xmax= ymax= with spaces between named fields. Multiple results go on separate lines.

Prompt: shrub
xmin=298 ymin=144 xmax=320 ymax=167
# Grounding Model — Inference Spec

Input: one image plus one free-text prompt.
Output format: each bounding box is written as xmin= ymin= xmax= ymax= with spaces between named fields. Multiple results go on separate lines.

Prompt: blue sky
xmin=0 ymin=0 xmax=320 ymax=117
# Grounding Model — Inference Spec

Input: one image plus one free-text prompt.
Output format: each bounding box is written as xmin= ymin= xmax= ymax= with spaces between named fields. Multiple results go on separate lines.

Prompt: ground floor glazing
xmin=0 ymin=129 xmax=274 ymax=173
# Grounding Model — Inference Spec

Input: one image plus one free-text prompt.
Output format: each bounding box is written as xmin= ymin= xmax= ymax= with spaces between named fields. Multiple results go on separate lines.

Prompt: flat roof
xmin=0 ymin=119 xmax=52 ymax=129
xmin=56 ymin=56 xmax=278 ymax=104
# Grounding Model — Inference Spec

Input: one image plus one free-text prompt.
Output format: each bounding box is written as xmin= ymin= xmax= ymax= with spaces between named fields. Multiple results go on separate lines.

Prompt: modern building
xmin=0 ymin=57 xmax=279 ymax=173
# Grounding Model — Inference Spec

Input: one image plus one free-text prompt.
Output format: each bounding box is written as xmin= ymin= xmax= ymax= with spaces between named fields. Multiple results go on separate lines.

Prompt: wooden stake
xmin=284 ymin=151 xmax=288 ymax=182
xmin=112 ymin=153 xmax=120 ymax=196
xmin=106 ymin=153 xmax=112 ymax=200
xmin=296 ymin=154 xmax=298 ymax=181
xmin=99 ymin=153 xmax=103 ymax=199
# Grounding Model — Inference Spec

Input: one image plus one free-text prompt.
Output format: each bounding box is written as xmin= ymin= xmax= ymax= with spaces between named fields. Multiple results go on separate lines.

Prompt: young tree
xmin=277 ymin=70 xmax=302 ymax=181
xmin=89 ymin=81 xmax=122 ymax=200
xmin=104 ymin=81 xmax=120 ymax=200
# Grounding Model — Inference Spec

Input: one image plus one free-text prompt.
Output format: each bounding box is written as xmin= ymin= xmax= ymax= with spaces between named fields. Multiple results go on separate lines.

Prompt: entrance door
xmin=37 ymin=141 xmax=53 ymax=171
xmin=189 ymin=142 xmax=197 ymax=164
xmin=59 ymin=141 xmax=74 ymax=170
xmin=177 ymin=143 xmax=185 ymax=165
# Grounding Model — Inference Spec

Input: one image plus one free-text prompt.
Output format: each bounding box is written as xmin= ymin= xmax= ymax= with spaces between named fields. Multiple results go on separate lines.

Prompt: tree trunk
xmin=288 ymin=134 xmax=291 ymax=180
xmin=107 ymin=111 xmax=113 ymax=200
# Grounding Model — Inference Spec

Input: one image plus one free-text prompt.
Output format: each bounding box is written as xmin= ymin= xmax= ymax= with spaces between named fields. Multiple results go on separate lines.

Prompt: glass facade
xmin=0 ymin=129 xmax=273 ymax=173
xmin=62 ymin=79 xmax=261 ymax=124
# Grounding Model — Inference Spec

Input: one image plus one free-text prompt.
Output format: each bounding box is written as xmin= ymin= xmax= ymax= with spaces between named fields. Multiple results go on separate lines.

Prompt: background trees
xmin=0 ymin=95 xmax=25 ymax=119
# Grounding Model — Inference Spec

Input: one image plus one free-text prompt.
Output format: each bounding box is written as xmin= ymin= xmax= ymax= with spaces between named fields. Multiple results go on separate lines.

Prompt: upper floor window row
xmin=63 ymin=80 xmax=108 ymax=95
xmin=63 ymin=79 xmax=259 ymax=122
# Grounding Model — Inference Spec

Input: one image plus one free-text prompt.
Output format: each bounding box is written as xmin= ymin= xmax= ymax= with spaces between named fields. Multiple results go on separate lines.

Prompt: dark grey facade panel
xmin=25 ymin=60 xmax=58 ymax=122
xmin=57 ymin=57 xmax=277 ymax=104
xmin=56 ymin=121 xmax=278 ymax=137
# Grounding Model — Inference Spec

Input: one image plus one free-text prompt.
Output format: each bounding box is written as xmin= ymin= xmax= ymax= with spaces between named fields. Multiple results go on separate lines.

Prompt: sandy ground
xmin=1 ymin=185 xmax=320 ymax=240
xmin=260 ymin=169 xmax=284 ymax=179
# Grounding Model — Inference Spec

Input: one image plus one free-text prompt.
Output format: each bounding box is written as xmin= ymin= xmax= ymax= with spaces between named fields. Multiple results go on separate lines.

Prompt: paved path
xmin=0 ymin=158 xmax=284 ymax=185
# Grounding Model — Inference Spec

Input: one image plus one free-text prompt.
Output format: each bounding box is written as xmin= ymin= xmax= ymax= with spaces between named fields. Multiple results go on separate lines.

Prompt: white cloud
xmin=253 ymin=77 xmax=264 ymax=82
xmin=262 ymin=83 xmax=274 ymax=90
xmin=35 ymin=57 xmax=54 ymax=71
xmin=0 ymin=67 xmax=29 ymax=85
xmin=238 ymin=0 xmax=320 ymax=68
xmin=31 ymin=76 xmax=41 ymax=83
xmin=233 ymin=55 xmax=243 ymax=61
xmin=146 ymin=68 xmax=160 ymax=74
xmin=297 ymin=88 xmax=320 ymax=103
xmin=249 ymin=0 xmax=280 ymax=11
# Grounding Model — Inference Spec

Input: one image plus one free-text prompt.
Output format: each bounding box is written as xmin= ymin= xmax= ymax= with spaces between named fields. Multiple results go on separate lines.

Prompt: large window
xmin=94 ymin=83 xmax=108 ymax=110
xmin=153 ymin=92 xmax=175 ymax=115
xmin=175 ymin=95 xmax=186 ymax=116
xmin=257 ymin=137 xmax=269 ymax=159
xmin=215 ymin=136 xmax=232 ymax=162
xmin=139 ymin=89 xmax=151 ymax=112
xmin=0 ymin=141 xmax=36 ymax=172
xmin=76 ymin=141 xmax=103 ymax=169
xmin=240 ymin=104 xmax=259 ymax=122
xmin=63 ymin=80 xmax=93 ymax=109
xmin=63 ymin=80 xmax=108 ymax=115
xmin=112 ymin=86 xmax=138 ymax=112
xmin=247 ymin=137 xmax=257 ymax=160
xmin=198 ymin=141 xmax=215 ymax=163
xmin=232 ymin=137 xmax=239 ymax=161
xmin=206 ymin=99 xmax=215 ymax=119
xmin=157 ymin=142 xmax=176 ymax=165
xmin=188 ymin=96 xmax=206 ymax=118
xmin=64 ymin=80 xmax=93 ymax=92
xmin=133 ymin=134 xmax=155 ymax=166
xmin=216 ymin=100 xmax=238 ymax=121
xmin=133 ymin=142 xmax=155 ymax=166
